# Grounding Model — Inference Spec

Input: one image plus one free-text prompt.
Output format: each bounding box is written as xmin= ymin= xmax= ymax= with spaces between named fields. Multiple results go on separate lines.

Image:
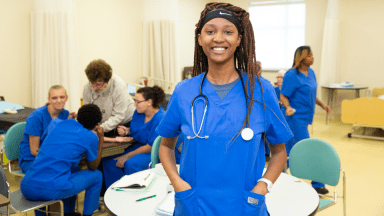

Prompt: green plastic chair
xmin=289 ymin=138 xmax=346 ymax=216
xmin=149 ymin=136 xmax=162 ymax=168
xmin=3 ymin=122 xmax=26 ymax=177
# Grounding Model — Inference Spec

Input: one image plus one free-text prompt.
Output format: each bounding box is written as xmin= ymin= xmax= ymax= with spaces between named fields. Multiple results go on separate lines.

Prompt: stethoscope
xmin=187 ymin=70 xmax=254 ymax=141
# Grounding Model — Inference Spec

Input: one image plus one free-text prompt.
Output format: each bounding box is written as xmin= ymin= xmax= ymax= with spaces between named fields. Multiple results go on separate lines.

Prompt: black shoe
xmin=314 ymin=187 xmax=329 ymax=195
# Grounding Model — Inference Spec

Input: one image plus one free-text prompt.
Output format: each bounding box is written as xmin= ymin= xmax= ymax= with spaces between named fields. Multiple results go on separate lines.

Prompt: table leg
xmin=326 ymin=89 xmax=334 ymax=125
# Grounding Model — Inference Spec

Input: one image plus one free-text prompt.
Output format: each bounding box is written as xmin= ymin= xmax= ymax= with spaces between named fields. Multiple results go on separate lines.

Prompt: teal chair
xmin=3 ymin=122 xmax=26 ymax=177
xmin=149 ymin=136 xmax=162 ymax=168
xmin=289 ymin=138 xmax=346 ymax=216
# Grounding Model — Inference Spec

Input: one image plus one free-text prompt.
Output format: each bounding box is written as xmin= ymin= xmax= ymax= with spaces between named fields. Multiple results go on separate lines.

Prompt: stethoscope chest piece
xmin=241 ymin=128 xmax=254 ymax=141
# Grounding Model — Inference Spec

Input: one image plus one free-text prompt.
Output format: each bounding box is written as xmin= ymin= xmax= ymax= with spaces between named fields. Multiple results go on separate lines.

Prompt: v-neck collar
xmin=202 ymin=72 xmax=245 ymax=107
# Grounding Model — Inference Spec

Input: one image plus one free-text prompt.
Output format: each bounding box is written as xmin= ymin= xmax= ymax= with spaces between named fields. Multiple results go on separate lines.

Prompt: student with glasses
xmin=82 ymin=59 xmax=135 ymax=138
xmin=101 ymin=86 xmax=167 ymax=189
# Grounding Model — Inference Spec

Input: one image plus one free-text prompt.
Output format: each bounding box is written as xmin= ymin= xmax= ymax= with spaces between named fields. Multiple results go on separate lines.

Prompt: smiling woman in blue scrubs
xmin=280 ymin=46 xmax=331 ymax=195
xmin=19 ymin=85 xmax=76 ymax=173
xmin=156 ymin=3 xmax=293 ymax=216
xmin=102 ymin=86 xmax=166 ymax=189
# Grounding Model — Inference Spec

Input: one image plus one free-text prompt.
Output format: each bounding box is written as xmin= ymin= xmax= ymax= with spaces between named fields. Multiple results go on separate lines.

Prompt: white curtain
xmin=31 ymin=0 xmax=80 ymax=111
xmin=143 ymin=20 xmax=179 ymax=94
xmin=318 ymin=0 xmax=340 ymax=87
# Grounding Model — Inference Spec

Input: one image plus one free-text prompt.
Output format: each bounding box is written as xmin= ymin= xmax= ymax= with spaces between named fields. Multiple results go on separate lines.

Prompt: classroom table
xmin=0 ymin=108 xmax=34 ymax=134
xmin=322 ymin=85 xmax=368 ymax=124
xmin=104 ymin=168 xmax=320 ymax=216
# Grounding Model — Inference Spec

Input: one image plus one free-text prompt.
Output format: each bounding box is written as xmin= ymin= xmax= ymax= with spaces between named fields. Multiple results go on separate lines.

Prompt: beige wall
xmin=1 ymin=0 xmax=383 ymax=112
xmin=76 ymin=0 xmax=144 ymax=91
xmin=0 ymin=0 xmax=32 ymax=107
xmin=177 ymin=0 xmax=208 ymax=74
xmin=339 ymin=0 xmax=384 ymax=90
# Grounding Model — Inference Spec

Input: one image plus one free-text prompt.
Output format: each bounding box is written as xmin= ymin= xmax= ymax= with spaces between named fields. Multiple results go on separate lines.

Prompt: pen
xmin=136 ymin=195 xmax=156 ymax=202
xmin=144 ymin=173 xmax=151 ymax=181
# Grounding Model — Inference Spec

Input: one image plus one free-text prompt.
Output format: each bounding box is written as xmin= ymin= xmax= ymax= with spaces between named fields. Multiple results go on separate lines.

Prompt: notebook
xmin=155 ymin=191 xmax=175 ymax=216
xmin=111 ymin=171 xmax=156 ymax=192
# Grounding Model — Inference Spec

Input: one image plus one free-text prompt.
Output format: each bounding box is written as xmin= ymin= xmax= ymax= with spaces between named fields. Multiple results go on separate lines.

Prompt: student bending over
xmin=20 ymin=104 xmax=104 ymax=216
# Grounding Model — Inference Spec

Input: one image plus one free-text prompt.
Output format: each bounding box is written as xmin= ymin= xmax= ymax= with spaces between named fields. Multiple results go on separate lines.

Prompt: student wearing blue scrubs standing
xmin=280 ymin=46 xmax=331 ymax=195
xmin=156 ymin=3 xmax=293 ymax=216
xmin=20 ymin=104 xmax=104 ymax=216
xmin=19 ymin=85 xmax=76 ymax=173
xmin=102 ymin=86 xmax=166 ymax=189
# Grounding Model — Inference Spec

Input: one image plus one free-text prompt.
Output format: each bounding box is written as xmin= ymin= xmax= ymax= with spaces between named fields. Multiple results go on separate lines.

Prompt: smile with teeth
xmin=212 ymin=47 xmax=227 ymax=51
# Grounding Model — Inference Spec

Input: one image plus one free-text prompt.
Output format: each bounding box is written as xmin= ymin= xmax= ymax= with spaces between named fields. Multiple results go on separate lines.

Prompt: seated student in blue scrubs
xmin=102 ymin=86 xmax=166 ymax=189
xmin=20 ymin=104 xmax=104 ymax=216
xmin=19 ymin=85 xmax=76 ymax=173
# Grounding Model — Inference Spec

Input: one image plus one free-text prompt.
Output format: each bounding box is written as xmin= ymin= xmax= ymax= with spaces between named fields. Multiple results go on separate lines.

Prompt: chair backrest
xmin=0 ymin=166 xmax=9 ymax=198
xmin=150 ymin=136 xmax=162 ymax=168
xmin=289 ymin=138 xmax=341 ymax=186
xmin=4 ymin=122 xmax=26 ymax=161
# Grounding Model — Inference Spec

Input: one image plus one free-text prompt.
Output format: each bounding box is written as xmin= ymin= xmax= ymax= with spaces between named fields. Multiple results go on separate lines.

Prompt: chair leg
xmin=59 ymin=200 xmax=64 ymax=216
xmin=342 ymin=169 xmax=346 ymax=216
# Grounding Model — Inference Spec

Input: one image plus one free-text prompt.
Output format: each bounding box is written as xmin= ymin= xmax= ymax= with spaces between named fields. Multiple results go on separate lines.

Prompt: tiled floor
xmin=4 ymin=116 xmax=384 ymax=216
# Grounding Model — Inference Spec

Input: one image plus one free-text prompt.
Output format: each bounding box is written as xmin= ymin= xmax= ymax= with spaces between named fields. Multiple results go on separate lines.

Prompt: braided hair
xmin=193 ymin=2 xmax=265 ymax=144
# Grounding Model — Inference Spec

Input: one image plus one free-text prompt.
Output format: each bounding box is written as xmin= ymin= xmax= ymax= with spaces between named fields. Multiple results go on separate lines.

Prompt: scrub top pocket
xmin=174 ymin=188 xmax=197 ymax=216
xmin=242 ymin=190 xmax=268 ymax=216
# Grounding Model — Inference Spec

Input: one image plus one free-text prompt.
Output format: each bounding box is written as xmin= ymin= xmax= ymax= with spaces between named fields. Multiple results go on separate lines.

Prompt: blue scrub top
xmin=280 ymin=68 xmax=317 ymax=125
xmin=19 ymin=105 xmax=69 ymax=163
xmin=274 ymin=86 xmax=281 ymax=100
xmin=130 ymin=109 xmax=165 ymax=146
xmin=20 ymin=118 xmax=98 ymax=190
xmin=156 ymin=72 xmax=292 ymax=215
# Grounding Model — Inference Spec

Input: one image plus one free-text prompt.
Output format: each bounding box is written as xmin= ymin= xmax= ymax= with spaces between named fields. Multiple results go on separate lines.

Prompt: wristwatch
xmin=257 ymin=178 xmax=273 ymax=193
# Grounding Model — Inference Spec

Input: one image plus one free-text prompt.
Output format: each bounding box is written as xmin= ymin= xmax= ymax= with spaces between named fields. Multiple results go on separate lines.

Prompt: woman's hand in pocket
xmin=251 ymin=182 xmax=268 ymax=196
xmin=173 ymin=179 xmax=192 ymax=192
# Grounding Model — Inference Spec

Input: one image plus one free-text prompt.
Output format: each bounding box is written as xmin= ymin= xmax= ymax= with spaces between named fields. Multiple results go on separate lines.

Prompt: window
xmin=249 ymin=0 xmax=306 ymax=71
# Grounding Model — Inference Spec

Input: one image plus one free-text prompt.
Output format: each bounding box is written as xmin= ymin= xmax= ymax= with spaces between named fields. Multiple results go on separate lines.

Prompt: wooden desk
xmin=102 ymin=142 xmax=131 ymax=158
xmin=104 ymin=169 xmax=319 ymax=216
xmin=322 ymin=85 xmax=368 ymax=124
xmin=0 ymin=108 xmax=34 ymax=133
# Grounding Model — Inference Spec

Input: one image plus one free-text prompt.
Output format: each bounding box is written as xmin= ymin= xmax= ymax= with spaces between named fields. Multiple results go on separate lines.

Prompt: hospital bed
xmin=341 ymin=88 xmax=384 ymax=141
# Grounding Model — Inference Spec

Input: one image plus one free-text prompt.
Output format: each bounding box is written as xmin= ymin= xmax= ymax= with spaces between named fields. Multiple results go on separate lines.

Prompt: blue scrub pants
xmin=264 ymin=141 xmax=270 ymax=156
xmin=21 ymin=169 xmax=103 ymax=215
xmin=286 ymin=118 xmax=325 ymax=189
xmin=19 ymin=160 xmax=34 ymax=174
xmin=102 ymin=144 xmax=151 ymax=189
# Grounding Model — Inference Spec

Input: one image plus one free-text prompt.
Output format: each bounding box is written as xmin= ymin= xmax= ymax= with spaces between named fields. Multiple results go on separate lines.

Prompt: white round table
xmin=265 ymin=171 xmax=319 ymax=216
xmin=105 ymin=169 xmax=319 ymax=216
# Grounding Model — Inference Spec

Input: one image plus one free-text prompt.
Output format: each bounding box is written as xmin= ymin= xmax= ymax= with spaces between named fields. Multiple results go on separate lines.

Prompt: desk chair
xmin=0 ymin=166 xmax=64 ymax=216
xmin=289 ymin=138 xmax=346 ymax=216
xmin=3 ymin=122 xmax=26 ymax=177
xmin=149 ymin=136 xmax=162 ymax=168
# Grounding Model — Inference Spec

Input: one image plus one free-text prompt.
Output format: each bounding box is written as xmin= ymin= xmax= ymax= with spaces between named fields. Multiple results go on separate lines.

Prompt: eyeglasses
xmin=134 ymin=99 xmax=147 ymax=104
xmin=90 ymin=81 xmax=105 ymax=88
xmin=276 ymin=76 xmax=283 ymax=79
